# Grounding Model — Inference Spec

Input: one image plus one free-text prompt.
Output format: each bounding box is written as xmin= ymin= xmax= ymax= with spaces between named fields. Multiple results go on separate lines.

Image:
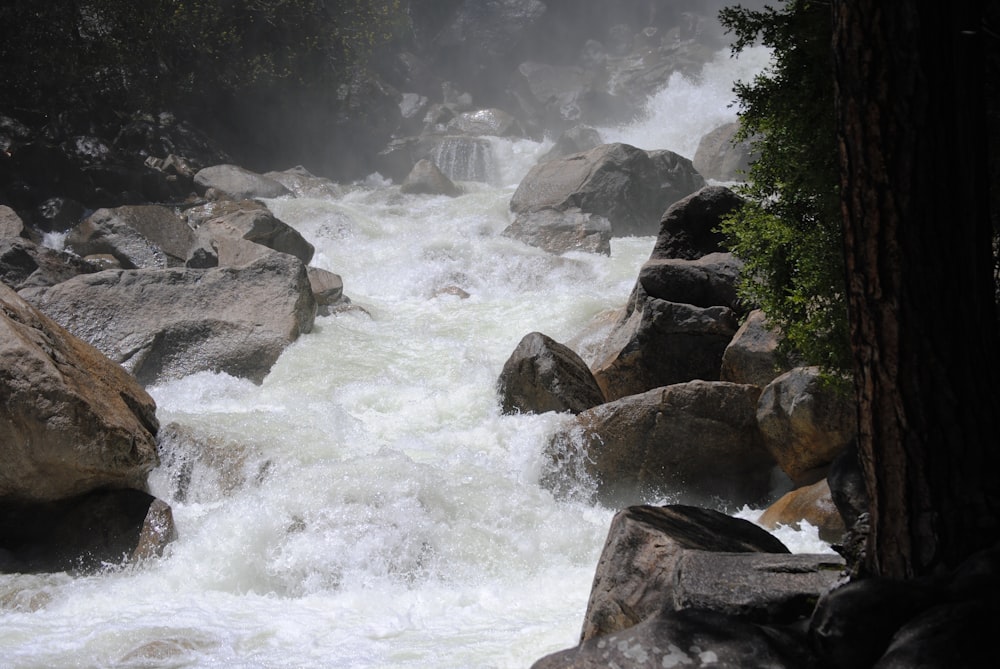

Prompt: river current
xmin=0 ymin=46 xmax=831 ymax=668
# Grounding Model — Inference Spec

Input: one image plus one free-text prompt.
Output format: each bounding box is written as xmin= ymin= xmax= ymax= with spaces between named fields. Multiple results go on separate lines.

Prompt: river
xmin=0 ymin=45 xmax=831 ymax=669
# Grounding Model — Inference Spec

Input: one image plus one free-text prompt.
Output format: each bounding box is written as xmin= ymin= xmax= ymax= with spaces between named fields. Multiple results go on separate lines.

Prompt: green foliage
xmin=719 ymin=0 xmax=851 ymax=372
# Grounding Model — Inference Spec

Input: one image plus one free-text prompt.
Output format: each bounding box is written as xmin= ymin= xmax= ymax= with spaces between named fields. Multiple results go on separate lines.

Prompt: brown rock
xmin=759 ymin=478 xmax=847 ymax=544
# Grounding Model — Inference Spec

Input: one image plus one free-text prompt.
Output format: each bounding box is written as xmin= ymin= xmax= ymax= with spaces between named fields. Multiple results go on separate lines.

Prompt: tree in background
xmin=718 ymin=1 xmax=849 ymax=373
xmin=833 ymin=0 xmax=1000 ymax=578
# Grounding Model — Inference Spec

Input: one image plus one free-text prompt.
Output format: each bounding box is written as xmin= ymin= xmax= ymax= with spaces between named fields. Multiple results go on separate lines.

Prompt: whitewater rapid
xmin=0 ymin=46 xmax=833 ymax=669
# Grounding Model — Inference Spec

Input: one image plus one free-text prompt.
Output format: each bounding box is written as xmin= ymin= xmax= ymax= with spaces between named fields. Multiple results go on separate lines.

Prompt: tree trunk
xmin=833 ymin=0 xmax=1000 ymax=578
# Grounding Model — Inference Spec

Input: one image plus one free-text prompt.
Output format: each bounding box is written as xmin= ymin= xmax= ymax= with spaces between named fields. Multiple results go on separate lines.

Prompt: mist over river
xmin=0 ymin=45 xmax=832 ymax=668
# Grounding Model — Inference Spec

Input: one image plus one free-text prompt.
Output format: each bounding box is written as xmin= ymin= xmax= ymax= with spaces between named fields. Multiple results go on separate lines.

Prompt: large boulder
xmin=67 ymin=205 xmax=197 ymax=268
xmin=757 ymin=367 xmax=858 ymax=486
xmin=590 ymin=293 xmax=739 ymax=402
xmin=545 ymin=381 xmax=775 ymax=508
xmin=693 ymin=121 xmax=757 ymax=182
xmin=188 ymin=200 xmax=314 ymax=267
xmin=637 ymin=251 xmax=743 ymax=312
xmin=509 ymin=143 xmax=704 ymax=238
xmin=501 ymin=207 xmax=611 ymax=255
xmin=19 ymin=253 xmax=316 ymax=385
xmin=497 ymin=331 xmax=605 ymax=415
xmin=721 ymin=309 xmax=794 ymax=388
xmin=650 ymin=185 xmax=744 ymax=260
xmin=193 ymin=164 xmax=292 ymax=201
xmin=579 ymin=505 xmax=791 ymax=641
xmin=0 ymin=282 xmax=159 ymax=503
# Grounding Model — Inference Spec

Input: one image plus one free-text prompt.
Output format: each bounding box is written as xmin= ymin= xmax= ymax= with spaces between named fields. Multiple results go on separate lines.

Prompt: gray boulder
xmin=67 ymin=205 xmax=197 ymax=268
xmin=757 ymin=367 xmax=858 ymax=486
xmin=307 ymin=266 xmax=347 ymax=316
xmin=1 ymin=204 xmax=25 ymax=238
xmin=497 ymin=332 xmax=605 ymax=415
xmin=590 ymin=293 xmax=738 ymax=402
xmin=263 ymin=166 xmax=344 ymax=199
xmin=545 ymin=381 xmax=774 ymax=508
xmin=193 ymin=164 xmax=292 ymax=201
xmin=579 ymin=505 xmax=790 ymax=641
xmin=693 ymin=121 xmax=757 ymax=182
xmin=400 ymin=159 xmax=461 ymax=197
xmin=638 ymin=251 xmax=743 ymax=311
xmin=510 ymin=143 xmax=704 ymax=237
xmin=721 ymin=309 xmax=794 ymax=388
xmin=650 ymin=185 xmax=744 ymax=260
xmin=501 ymin=207 xmax=611 ymax=255
xmin=188 ymin=200 xmax=314 ymax=267
xmin=0 ymin=282 xmax=159 ymax=503
xmin=19 ymin=253 xmax=316 ymax=385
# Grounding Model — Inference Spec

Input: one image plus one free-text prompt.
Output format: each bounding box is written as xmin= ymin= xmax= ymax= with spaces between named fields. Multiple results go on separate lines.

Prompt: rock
xmin=510 ymin=143 xmax=704 ymax=237
xmin=759 ymin=478 xmax=847 ymax=543
xmin=1 ymin=204 xmax=25 ymax=238
xmin=193 ymin=164 xmax=292 ymax=201
xmin=508 ymin=62 xmax=633 ymax=132
xmin=497 ymin=332 xmax=605 ymax=415
xmin=590 ymin=293 xmax=739 ymax=401
xmin=0 ymin=282 xmax=159 ymax=503
xmin=721 ymin=309 xmax=794 ymax=388
xmin=827 ymin=440 xmax=869 ymax=531
xmin=809 ymin=578 xmax=939 ymax=669
xmin=502 ymin=207 xmax=611 ymax=255
xmin=307 ymin=266 xmax=347 ymax=316
xmin=579 ymin=505 xmax=790 ymax=641
xmin=873 ymin=600 xmax=999 ymax=669
xmin=0 ymin=237 xmax=100 ymax=290
xmin=188 ymin=200 xmax=314 ymax=266
xmin=670 ymin=550 xmax=844 ymax=623
xmin=757 ymin=367 xmax=857 ymax=486
xmin=693 ymin=121 xmax=757 ymax=182
xmin=637 ymin=251 xmax=743 ymax=311
xmin=650 ymin=185 xmax=744 ymax=260
xmin=67 ymin=205 xmax=197 ymax=268
xmin=534 ymin=607 xmax=816 ymax=669
xmin=35 ymin=197 xmax=88 ymax=234
xmin=400 ymin=159 xmax=462 ymax=197
xmin=545 ymin=381 xmax=774 ymax=508
xmin=263 ymin=166 xmax=344 ymax=199
xmin=0 ymin=489 xmax=175 ymax=574
xmin=539 ymin=126 xmax=603 ymax=163
xmin=19 ymin=253 xmax=316 ymax=385
xmin=446 ymin=108 xmax=523 ymax=137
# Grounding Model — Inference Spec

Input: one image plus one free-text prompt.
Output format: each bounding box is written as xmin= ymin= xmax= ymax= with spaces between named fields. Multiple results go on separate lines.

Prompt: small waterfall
xmin=431 ymin=136 xmax=499 ymax=184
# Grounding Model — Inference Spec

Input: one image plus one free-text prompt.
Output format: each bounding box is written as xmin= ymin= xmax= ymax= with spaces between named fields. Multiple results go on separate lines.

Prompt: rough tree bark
xmin=833 ymin=0 xmax=1000 ymax=579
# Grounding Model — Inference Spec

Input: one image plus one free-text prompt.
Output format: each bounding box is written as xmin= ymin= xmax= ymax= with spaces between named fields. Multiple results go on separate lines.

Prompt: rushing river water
xmin=0 ymin=46 xmax=831 ymax=669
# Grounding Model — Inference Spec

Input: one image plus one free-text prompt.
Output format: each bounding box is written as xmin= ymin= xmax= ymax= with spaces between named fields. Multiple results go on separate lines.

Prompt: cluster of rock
xmin=503 ymin=184 xmax=998 ymax=667
xmin=0 ymin=162 xmax=353 ymax=573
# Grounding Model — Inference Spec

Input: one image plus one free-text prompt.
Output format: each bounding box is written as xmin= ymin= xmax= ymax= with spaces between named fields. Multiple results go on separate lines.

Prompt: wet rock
xmin=263 ymin=166 xmax=344 ymax=199
xmin=759 ymin=478 xmax=847 ymax=544
xmin=650 ymin=185 xmax=744 ymax=260
xmin=19 ymin=252 xmax=316 ymax=385
xmin=510 ymin=143 xmax=704 ymax=238
xmin=400 ymin=159 xmax=462 ymax=197
xmin=67 ymin=205 xmax=196 ymax=268
xmin=0 ymin=282 xmax=159 ymax=503
xmin=307 ymin=266 xmax=347 ymax=316
xmin=0 ymin=237 xmax=101 ymax=290
xmin=637 ymin=251 xmax=743 ymax=311
xmin=187 ymin=200 xmax=314 ymax=266
xmin=590 ymin=292 xmax=738 ymax=401
xmin=497 ymin=331 xmax=605 ymax=415
xmin=579 ymin=505 xmax=790 ymax=641
xmin=721 ymin=309 xmax=794 ymax=388
xmin=446 ymin=108 xmax=524 ymax=137
xmin=0 ymin=489 xmax=175 ymax=574
xmin=546 ymin=381 xmax=774 ymax=508
xmin=193 ymin=164 xmax=292 ymax=201
xmin=501 ymin=207 xmax=611 ymax=255
xmin=693 ymin=121 xmax=757 ymax=182
xmin=534 ymin=607 xmax=816 ymax=669
xmin=757 ymin=367 xmax=857 ymax=486
xmin=0 ymin=204 xmax=25 ymax=238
